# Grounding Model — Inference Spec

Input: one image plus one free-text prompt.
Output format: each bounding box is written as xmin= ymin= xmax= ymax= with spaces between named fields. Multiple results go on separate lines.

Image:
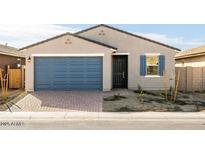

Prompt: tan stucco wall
xmin=176 ymin=55 xmax=205 ymax=92
xmin=23 ymin=34 xmax=113 ymax=91
xmin=78 ymin=26 xmax=176 ymax=90
xmin=176 ymin=55 xmax=205 ymax=67
xmin=176 ymin=66 xmax=205 ymax=92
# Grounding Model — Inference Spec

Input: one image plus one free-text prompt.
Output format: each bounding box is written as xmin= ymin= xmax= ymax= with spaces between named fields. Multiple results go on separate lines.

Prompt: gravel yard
xmin=103 ymin=89 xmax=205 ymax=112
xmin=0 ymin=89 xmax=26 ymax=111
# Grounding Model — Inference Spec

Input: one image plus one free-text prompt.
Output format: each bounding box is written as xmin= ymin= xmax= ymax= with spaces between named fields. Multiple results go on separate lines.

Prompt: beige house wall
xmin=176 ymin=55 xmax=205 ymax=67
xmin=78 ymin=26 xmax=177 ymax=90
xmin=23 ymin=34 xmax=113 ymax=91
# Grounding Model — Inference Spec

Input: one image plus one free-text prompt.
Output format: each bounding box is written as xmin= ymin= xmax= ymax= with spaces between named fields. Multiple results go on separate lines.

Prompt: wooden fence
xmin=8 ymin=66 xmax=25 ymax=89
xmin=176 ymin=66 xmax=205 ymax=92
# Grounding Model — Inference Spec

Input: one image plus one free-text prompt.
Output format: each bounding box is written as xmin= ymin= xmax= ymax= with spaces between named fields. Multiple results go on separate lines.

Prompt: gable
xmin=19 ymin=32 xmax=117 ymax=51
xmin=76 ymin=24 xmax=180 ymax=51
xmin=20 ymin=34 xmax=119 ymax=59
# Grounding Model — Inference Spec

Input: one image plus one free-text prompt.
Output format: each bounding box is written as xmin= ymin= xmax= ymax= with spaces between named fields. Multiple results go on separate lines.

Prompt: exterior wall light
xmin=99 ymin=30 xmax=105 ymax=36
xmin=17 ymin=58 xmax=22 ymax=68
xmin=27 ymin=56 xmax=31 ymax=63
xmin=17 ymin=64 xmax=21 ymax=68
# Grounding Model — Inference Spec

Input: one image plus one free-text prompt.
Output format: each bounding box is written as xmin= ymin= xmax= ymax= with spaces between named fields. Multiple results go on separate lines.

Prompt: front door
xmin=113 ymin=55 xmax=128 ymax=88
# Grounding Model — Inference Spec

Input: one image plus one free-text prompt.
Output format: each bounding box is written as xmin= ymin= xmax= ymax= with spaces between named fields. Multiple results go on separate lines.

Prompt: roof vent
xmin=98 ymin=30 xmax=105 ymax=36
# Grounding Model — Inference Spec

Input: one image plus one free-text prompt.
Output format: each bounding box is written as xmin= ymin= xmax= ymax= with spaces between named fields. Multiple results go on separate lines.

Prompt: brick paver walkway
xmin=11 ymin=91 xmax=103 ymax=112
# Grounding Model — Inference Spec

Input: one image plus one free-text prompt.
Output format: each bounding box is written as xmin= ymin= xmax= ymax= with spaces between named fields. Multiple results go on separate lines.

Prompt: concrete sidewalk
xmin=1 ymin=112 xmax=205 ymax=121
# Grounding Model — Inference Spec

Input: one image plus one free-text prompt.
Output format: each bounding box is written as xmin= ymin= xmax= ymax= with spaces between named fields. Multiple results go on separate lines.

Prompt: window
xmin=146 ymin=56 xmax=159 ymax=75
xmin=140 ymin=54 xmax=165 ymax=76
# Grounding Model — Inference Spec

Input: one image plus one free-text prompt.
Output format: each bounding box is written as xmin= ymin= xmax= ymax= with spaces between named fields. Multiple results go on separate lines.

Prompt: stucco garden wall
xmin=176 ymin=66 xmax=205 ymax=92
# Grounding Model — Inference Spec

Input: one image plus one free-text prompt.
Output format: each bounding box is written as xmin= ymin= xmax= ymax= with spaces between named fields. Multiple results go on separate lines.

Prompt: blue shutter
xmin=159 ymin=55 xmax=165 ymax=76
xmin=140 ymin=55 xmax=146 ymax=76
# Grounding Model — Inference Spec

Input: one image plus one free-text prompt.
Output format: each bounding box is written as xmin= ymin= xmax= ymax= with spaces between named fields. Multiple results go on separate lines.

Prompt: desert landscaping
xmin=103 ymin=89 xmax=205 ymax=112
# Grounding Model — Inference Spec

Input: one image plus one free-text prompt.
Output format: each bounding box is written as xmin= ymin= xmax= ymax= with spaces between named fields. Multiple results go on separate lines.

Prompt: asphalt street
xmin=1 ymin=119 xmax=205 ymax=130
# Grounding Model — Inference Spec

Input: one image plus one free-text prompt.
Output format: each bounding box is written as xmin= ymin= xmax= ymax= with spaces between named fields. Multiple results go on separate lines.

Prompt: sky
xmin=0 ymin=24 xmax=205 ymax=50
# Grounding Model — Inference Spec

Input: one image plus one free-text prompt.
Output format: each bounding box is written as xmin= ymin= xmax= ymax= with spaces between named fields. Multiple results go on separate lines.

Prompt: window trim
xmin=145 ymin=53 xmax=161 ymax=56
xmin=145 ymin=75 xmax=160 ymax=78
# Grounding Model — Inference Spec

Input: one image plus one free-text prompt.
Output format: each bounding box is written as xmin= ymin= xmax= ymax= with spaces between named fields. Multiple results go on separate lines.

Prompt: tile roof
xmin=0 ymin=43 xmax=24 ymax=57
xmin=175 ymin=45 xmax=205 ymax=59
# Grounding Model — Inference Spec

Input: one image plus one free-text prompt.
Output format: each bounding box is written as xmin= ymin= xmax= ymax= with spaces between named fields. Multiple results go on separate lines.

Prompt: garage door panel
xmin=86 ymin=62 xmax=101 ymax=65
xmin=69 ymin=75 xmax=85 ymax=79
xmin=35 ymin=57 xmax=102 ymax=90
xmin=53 ymin=68 xmax=67 ymax=72
xmin=35 ymin=83 xmax=51 ymax=90
xmin=86 ymin=69 xmax=101 ymax=72
xmin=35 ymin=75 xmax=52 ymax=80
xmin=69 ymin=69 xmax=85 ymax=72
xmin=53 ymin=75 xmax=67 ymax=79
xmin=86 ymin=73 xmax=101 ymax=76
xmin=53 ymin=82 xmax=68 ymax=89
xmin=70 ymin=81 xmax=84 ymax=85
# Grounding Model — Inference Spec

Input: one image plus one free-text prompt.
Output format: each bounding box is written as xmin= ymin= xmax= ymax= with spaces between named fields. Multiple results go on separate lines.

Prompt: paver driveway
xmin=11 ymin=91 xmax=103 ymax=112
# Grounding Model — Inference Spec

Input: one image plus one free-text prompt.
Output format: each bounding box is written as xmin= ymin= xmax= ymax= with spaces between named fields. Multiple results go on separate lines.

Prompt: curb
xmin=0 ymin=112 xmax=205 ymax=121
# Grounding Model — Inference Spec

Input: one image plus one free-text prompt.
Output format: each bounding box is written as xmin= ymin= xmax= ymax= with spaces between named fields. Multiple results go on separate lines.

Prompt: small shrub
xmin=137 ymin=84 xmax=143 ymax=92
xmin=134 ymin=90 xmax=140 ymax=93
xmin=144 ymin=91 xmax=159 ymax=96
xmin=136 ymin=85 xmax=146 ymax=103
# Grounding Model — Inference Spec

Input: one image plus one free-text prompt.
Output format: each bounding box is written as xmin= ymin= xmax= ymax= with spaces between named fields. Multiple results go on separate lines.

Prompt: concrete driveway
xmin=11 ymin=91 xmax=103 ymax=112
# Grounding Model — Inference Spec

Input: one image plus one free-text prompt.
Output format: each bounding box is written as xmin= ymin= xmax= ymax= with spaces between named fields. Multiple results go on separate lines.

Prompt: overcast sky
xmin=0 ymin=24 xmax=205 ymax=50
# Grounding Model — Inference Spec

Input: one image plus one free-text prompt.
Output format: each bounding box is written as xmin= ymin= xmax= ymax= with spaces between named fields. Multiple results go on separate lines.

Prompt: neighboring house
xmin=20 ymin=24 xmax=180 ymax=92
xmin=175 ymin=45 xmax=205 ymax=92
xmin=0 ymin=43 xmax=25 ymax=73
xmin=175 ymin=45 xmax=205 ymax=67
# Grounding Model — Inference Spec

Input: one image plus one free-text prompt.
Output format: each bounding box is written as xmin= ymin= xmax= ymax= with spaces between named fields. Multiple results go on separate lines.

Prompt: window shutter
xmin=159 ymin=55 xmax=165 ymax=76
xmin=140 ymin=55 xmax=146 ymax=76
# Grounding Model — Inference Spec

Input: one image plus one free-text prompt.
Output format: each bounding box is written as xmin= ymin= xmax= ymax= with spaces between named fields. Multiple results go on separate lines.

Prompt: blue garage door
xmin=34 ymin=57 xmax=102 ymax=91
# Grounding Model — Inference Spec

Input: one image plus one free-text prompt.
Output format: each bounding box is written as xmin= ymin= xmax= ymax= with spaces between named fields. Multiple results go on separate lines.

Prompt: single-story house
xmin=175 ymin=45 xmax=205 ymax=92
xmin=20 ymin=24 xmax=180 ymax=92
xmin=0 ymin=43 xmax=25 ymax=73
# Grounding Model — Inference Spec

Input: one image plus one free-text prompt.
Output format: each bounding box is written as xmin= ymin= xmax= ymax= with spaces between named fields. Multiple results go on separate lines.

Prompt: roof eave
xmin=0 ymin=51 xmax=25 ymax=58
xmin=175 ymin=52 xmax=205 ymax=60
